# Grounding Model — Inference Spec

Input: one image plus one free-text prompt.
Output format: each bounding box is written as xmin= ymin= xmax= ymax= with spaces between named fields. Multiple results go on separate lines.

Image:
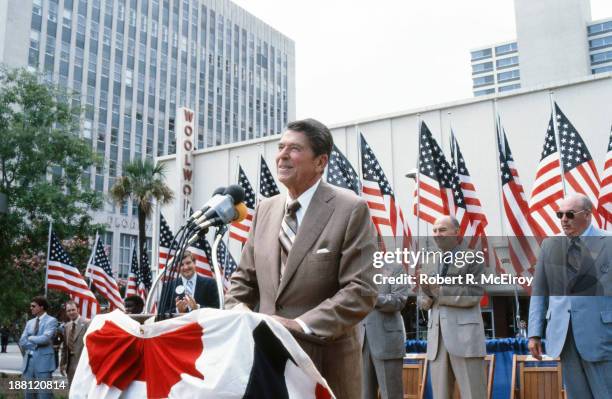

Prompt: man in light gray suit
xmin=362 ymin=260 xmax=409 ymax=399
xmin=19 ymin=296 xmax=59 ymax=399
xmin=420 ymin=216 xmax=487 ymax=399
xmin=528 ymin=193 xmax=612 ymax=399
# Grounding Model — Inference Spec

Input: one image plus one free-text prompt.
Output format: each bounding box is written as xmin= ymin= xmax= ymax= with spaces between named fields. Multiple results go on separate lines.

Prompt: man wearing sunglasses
xmin=528 ymin=193 xmax=612 ymax=399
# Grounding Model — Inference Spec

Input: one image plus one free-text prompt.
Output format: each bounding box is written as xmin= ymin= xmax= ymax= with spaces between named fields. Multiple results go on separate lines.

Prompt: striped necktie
xmin=279 ymin=200 xmax=301 ymax=277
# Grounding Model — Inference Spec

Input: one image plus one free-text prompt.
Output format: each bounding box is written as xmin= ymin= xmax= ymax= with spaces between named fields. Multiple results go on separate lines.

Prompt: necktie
xmin=567 ymin=237 xmax=582 ymax=273
xmin=440 ymin=261 xmax=451 ymax=277
xmin=279 ymin=200 xmax=301 ymax=278
xmin=186 ymin=279 xmax=194 ymax=297
xmin=33 ymin=317 xmax=40 ymax=335
xmin=69 ymin=321 xmax=76 ymax=342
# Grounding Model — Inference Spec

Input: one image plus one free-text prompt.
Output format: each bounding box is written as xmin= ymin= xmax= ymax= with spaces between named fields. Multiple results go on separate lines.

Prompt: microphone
xmin=189 ymin=187 xmax=226 ymax=221
xmin=187 ymin=203 xmax=249 ymax=245
xmin=193 ymin=185 xmax=246 ymax=226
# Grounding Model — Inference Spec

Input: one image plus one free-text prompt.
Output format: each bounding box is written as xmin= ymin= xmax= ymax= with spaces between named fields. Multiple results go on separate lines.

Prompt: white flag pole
xmin=44 ymin=221 xmax=52 ymax=297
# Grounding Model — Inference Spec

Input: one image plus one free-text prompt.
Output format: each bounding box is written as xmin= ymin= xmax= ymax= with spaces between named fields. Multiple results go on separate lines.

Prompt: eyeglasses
xmin=555 ymin=209 xmax=588 ymax=220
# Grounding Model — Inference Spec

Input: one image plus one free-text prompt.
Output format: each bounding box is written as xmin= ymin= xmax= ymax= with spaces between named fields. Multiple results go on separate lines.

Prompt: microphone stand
xmin=211 ymin=226 xmax=227 ymax=310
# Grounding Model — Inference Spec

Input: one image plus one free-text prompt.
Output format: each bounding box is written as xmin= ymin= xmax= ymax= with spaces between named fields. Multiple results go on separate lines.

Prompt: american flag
xmin=46 ymin=230 xmax=99 ymax=319
xmin=140 ymin=243 xmax=152 ymax=298
xmin=187 ymin=235 xmax=214 ymax=278
xmin=528 ymin=116 xmax=563 ymax=236
xmin=598 ymin=126 xmax=612 ymax=229
xmin=229 ymin=166 xmax=256 ymax=244
xmin=158 ymin=213 xmax=174 ymax=271
xmin=360 ymin=134 xmax=412 ymax=248
xmin=413 ymin=122 xmax=450 ymax=225
xmin=216 ymin=239 xmax=238 ymax=292
xmin=86 ymin=236 xmax=124 ymax=311
xmin=259 ymin=156 xmax=280 ymax=198
xmin=126 ymin=244 xmax=145 ymax=301
xmin=327 ymin=144 xmax=361 ymax=195
xmin=450 ymin=131 xmax=499 ymax=269
xmin=554 ymin=103 xmax=603 ymax=227
xmin=497 ymin=121 xmax=543 ymax=289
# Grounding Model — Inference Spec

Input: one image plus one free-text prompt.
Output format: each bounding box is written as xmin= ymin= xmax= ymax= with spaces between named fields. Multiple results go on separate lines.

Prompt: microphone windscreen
xmin=212 ymin=186 xmax=226 ymax=196
xmin=233 ymin=203 xmax=249 ymax=222
xmin=225 ymin=184 xmax=246 ymax=204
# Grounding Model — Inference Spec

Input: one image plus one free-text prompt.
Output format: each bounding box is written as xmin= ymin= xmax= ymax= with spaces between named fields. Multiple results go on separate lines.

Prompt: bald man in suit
xmin=225 ymin=118 xmax=378 ymax=399
xmin=60 ymin=300 xmax=89 ymax=384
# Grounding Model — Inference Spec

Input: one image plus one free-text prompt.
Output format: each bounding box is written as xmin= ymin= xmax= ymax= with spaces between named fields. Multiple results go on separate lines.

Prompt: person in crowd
xmin=19 ymin=296 xmax=58 ymax=399
xmin=420 ymin=215 xmax=487 ymax=399
xmin=60 ymin=300 xmax=90 ymax=384
xmin=528 ymin=193 xmax=612 ymax=399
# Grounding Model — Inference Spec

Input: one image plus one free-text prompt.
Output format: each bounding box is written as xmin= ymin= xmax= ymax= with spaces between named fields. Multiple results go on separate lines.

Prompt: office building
xmin=0 ymin=0 xmax=295 ymax=277
xmin=470 ymin=0 xmax=612 ymax=96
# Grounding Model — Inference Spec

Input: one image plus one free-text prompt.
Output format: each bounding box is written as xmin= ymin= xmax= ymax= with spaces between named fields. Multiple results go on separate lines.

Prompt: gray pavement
xmin=0 ymin=344 xmax=62 ymax=377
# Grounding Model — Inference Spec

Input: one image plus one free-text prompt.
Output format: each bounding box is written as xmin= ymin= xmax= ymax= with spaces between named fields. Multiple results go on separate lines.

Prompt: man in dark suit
xmin=225 ymin=118 xmax=378 ymax=399
xmin=162 ymin=251 xmax=219 ymax=313
xmin=60 ymin=300 xmax=89 ymax=384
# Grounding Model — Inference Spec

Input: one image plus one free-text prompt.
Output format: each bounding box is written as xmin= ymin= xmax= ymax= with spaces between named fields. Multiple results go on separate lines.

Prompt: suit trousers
xmin=429 ymin=326 xmax=486 ymax=399
xmin=362 ymin=333 xmax=403 ymax=399
xmin=561 ymin=324 xmax=612 ymax=399
xmin=23 ymin=362 xmax=53 ymax=399
xmin=296 ymin=333 xmax=362 ymax=399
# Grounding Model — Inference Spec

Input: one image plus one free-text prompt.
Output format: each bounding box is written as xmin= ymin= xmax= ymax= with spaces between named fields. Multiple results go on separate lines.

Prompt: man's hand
xmin=175 ymin=297 xmax=188 ymax=313
xmin=185 ymin=295 xmax=198 ymax=310
xmin=271 ymin=316 xmax=302 ymax=333
xmin=528 ymin=337 xmax=543 ymax=360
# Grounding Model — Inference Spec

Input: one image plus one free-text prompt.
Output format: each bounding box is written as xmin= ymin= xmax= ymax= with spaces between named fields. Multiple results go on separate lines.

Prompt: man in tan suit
xmin=60 ymin=300 xmax=89 ymax=384
xmin=420 ymin=216 xmax=487 ymax=399
xmin=225 ymin=118 xmax=378 ymax=399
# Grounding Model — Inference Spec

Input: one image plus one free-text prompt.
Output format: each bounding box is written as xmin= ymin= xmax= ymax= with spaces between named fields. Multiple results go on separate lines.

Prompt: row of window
xmin=590 ymin=50 xmax=612 ymax=65
xmin=470 ymin=42 xmax=518 ymax=61
xmin=589 ymin=35 xmax=612 ymax=51
xmin=474 ymin=83 xmax=521 ymax=96
xmin=472 ymin=69 xmax=520 ymax=87
xmin=472 ymin=55 xmax=520 ymax=75
xmin=592 ymin=65 xmax=612 ymax=74
xmin=588 ymin=21 xmax=612 ymax=36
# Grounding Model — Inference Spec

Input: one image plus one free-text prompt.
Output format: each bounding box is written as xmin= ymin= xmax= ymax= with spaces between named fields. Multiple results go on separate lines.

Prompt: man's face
xmin=180 ymin=256 xmax=196 ymax=279
xmin=65 ymin=304 xmax=79 ymax=321
xmin=558 ymin=197 xmax=591 ymax=237
xmin=276 ymin=130 xmax=327 ymax=197
xmin=432 ymin=218 xmax=460 ymax=251
xmin=30 ymin=302 xmax=43 ymax=317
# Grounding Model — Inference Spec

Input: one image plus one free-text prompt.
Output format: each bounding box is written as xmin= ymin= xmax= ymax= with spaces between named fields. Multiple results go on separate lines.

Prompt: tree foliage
xmin=0 ymin=66 xmax=103 ymax=325
xmin=109 ymin=159 xmax=174 ymax=268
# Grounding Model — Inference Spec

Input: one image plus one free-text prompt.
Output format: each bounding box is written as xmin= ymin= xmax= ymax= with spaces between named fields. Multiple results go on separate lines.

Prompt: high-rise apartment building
xmin=0 ymin=0 xmax=295 ymax=277
xmin=470 ymin=0 xmax=612 ymax=96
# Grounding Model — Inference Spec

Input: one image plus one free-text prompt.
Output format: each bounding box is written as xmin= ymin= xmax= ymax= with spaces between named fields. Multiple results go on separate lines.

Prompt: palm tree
xmin=110 ymin=160 xmax=174 ymax=266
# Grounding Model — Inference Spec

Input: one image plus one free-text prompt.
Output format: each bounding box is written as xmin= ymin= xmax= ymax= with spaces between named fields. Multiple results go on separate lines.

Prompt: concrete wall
xmin=514 ymin=0 xmax=592 ymax=87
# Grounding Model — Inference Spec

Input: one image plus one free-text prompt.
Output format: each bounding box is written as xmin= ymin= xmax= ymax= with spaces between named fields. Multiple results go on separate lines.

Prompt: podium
xmin=69 ymin=309 xmax=334 ymax=399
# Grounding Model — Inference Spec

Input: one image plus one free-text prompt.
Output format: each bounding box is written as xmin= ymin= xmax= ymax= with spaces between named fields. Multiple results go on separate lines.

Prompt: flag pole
xmin=549 ymin=91 xmax=568 ymax=195
xmin=45 ymin=221 xmax=52 ymax=297
xmin=355 ymin=125 xmax=363 ymax=196
xmin=86 ymin=232 xmax=99 ymax=289
xmin=415 ymin=114 xmax=422 ymax=340
xmin=492 ymin=100 xmax=506 ymax=238
xmin=256 ymin=149 xmax=262 ymax=205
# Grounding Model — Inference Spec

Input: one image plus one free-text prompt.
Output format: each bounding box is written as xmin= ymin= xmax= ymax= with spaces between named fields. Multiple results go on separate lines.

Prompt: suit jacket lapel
xmin=276 ymin=182 xmax=335 ymax=299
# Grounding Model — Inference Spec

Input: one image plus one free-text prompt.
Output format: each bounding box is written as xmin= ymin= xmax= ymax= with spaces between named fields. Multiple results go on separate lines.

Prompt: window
xmin=497 ymin=69 xmax=520 ymax=82
xmin=495 ymin=42 xmax=517 ymax=56
xmin=474 ymin=88 xmax=495 ymax=97
xmin=591 ymin=50 xmax=612 ymax=65
xmin=590 ymin=35 xmax=612 ymax=50
xmin=119 ymin=233 xmax=136 ymax=278
xmin=472 ymin=61 xmax=493 ymax=74
xmin=588 ymin=21 xmax=612 ymax=36
xmin=592 ymin=65 xmax=612 ymax=74
xmin=470 ymin=48 xmax=491 ymax=61
xmin=472 ymin=74 xmax=494 ymax=87
xmin=101 ymin=232 xmax=113 ymax=262
xmin=498 ymin=84 xmax=520 ymax=92
xmin=496 ymin=56 xmax=519 ymax=69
